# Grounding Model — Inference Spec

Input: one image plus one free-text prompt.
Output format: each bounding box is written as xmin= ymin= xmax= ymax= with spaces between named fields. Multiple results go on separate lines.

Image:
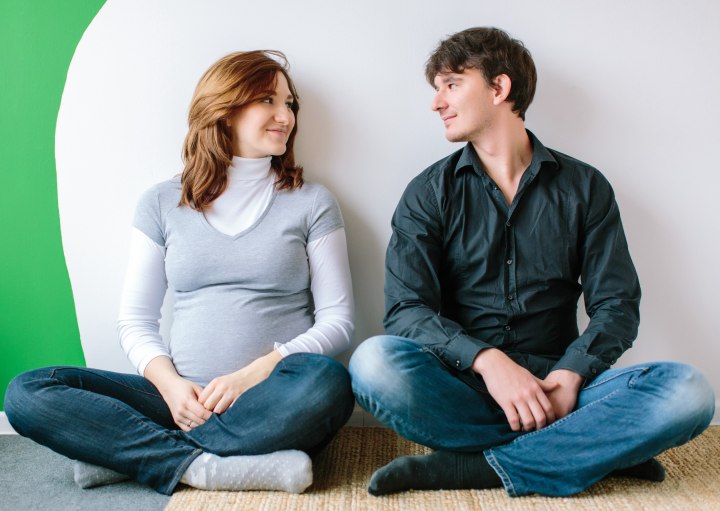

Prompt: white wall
xmin=56 ymin=0 xmax=720 ymax=415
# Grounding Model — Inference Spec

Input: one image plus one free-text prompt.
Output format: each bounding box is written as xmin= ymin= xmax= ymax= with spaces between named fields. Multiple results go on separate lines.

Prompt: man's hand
xmin=472 ymin=349 xmax=559 ymax=432
xmin=544 ymin=369 xmax=583 ymax=420
xmin=144 ymin=356 xmax=212 ymax=432
xmin=198 ymin=350 xmax=283 ymax=414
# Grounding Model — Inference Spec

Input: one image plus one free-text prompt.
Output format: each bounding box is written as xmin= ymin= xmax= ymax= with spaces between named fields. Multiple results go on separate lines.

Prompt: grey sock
xmin=73 ymin=461 xmax=130 ymax=489
xmin=180 ymin=450 xmax=312 ymax=493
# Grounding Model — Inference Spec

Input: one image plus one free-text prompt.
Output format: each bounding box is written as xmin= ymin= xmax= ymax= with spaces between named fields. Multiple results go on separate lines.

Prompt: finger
xmin=196 ymin=384 xmax=212 ymax=405
xmin=515 ymin=403 xmax=536 ymax=432
xmin=527 ymin=398 xmax=548 ymax=430
xmin=185 ymin=399 xmax=212 ymax=424
xmin=501 ymin=404 xmax=522 ymax=432
xmin=213 ymin=396 xmax=233 ymax=415
xmin=536 ymin=390 xmax=557 ymax=424
xmin=199 ymin=390 xmax=221 ymax=413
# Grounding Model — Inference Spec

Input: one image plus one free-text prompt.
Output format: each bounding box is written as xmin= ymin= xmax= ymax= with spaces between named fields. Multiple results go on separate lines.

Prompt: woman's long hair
xmin=180 ymin=50 xmax=303 ymax=211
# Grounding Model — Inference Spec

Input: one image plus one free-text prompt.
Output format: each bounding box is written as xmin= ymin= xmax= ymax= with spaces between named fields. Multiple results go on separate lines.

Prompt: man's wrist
xmin=547 ymin=368 xmax=583 ymax=389
xmin=471 ymin=347 xmax=501 ymax=374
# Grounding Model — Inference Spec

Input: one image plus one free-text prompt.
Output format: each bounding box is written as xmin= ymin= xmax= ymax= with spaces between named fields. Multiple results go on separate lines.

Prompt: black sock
xmin=609 ymin=458 xmax=665 ymax=482
xmin=368 ymin=450 xmax=502 ymax=496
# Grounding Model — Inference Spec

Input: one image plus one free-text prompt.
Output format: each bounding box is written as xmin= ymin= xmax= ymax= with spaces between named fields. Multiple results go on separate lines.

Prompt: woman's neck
xmin=227 ymin=156 xmax=272 ymax=184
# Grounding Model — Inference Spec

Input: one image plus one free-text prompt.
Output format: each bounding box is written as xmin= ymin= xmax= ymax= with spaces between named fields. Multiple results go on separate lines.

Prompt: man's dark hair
xmin=425 ymin=27 xmax=537 ymax=120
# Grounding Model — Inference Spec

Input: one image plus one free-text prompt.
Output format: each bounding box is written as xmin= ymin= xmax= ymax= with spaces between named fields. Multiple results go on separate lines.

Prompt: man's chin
xmin=445 ymin=131 xmax=468 ymax=143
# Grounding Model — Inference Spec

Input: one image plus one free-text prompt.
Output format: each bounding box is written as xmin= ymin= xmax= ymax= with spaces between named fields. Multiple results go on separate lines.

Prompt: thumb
xmin=537 ymin=378 xmax=560 ymax=392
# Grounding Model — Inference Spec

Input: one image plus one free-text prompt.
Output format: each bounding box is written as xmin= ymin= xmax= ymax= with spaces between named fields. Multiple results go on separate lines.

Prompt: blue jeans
xmin=4 ymin=353 xmax=354 ymax=495
xmin=349 ymin=336 xmax=715 ymax=497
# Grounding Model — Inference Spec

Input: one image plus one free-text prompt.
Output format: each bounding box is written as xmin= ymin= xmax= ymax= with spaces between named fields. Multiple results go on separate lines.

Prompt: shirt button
xmin=506 ymin=259 xmax=513 ymax=265
xmin=591 ymin=368 xmax=597 ymax=374
xmin=504 ymin=325 xmax=511 ymax=331
xmin=507 ymin=294 xmax=515 ymax=301
xmin=505 ymin=221 xmax=512 ymax=227
xmin=455 ymin=360 xmax=461 ymax=367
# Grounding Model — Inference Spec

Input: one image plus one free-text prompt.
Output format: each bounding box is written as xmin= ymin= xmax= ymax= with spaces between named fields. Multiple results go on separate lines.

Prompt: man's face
xmin=431 ymin=68 xmax=496 ymax=143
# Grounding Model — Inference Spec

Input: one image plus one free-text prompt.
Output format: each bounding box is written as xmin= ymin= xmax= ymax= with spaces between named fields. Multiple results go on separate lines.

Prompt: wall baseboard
xmin=3 ymin=401 xmax=719 ymax=435
xmin=1 ymin=412 xmax=17 ymax=434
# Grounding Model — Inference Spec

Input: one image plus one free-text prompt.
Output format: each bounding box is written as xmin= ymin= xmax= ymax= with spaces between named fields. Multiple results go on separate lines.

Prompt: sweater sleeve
xmin=117 ymin=228 xmax=171 ymax=375
xmin=275 ymin=228 xmax=354 ymax=357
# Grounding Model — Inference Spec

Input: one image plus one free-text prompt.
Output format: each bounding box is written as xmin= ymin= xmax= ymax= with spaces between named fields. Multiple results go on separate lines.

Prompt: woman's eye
xmin=260 ymin=98 xmax=273 ymax=104
xmin=285 ymin=101 xmax=294 ymax=109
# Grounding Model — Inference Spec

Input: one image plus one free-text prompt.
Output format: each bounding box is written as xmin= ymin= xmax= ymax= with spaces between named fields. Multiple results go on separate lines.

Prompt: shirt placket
xmin=486 ymin=182 xmax=518 ymax=347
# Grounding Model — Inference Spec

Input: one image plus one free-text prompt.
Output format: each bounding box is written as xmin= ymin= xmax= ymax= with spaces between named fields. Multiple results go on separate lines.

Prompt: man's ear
xmin=491 ymin=74 xmax=512 ymax=105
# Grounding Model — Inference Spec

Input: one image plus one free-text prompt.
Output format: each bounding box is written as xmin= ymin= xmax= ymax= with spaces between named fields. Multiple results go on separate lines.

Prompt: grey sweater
xmin=133 ymin=177 xmax=344 ymax=385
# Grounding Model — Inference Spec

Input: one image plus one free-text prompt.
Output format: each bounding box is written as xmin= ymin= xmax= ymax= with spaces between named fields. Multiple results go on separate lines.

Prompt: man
xmin=349 ymin=27 xmax=714 ymax=497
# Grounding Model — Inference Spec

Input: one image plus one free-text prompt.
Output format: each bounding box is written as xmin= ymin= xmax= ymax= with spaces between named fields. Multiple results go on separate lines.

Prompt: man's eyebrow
xmin=437 ymin=74 xmax=464 ymax=84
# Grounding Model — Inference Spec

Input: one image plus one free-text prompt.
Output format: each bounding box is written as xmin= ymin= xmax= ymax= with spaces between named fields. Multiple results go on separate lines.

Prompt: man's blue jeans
xmin=349 ymin=336 xmax=715 ymax=497
xmin=4 ymin=353 xmax=354 ymax=495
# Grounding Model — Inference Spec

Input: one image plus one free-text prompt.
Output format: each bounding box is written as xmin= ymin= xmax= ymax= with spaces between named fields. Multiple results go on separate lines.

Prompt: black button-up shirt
xmin=384 ymin=131 xmax=640 ymax=380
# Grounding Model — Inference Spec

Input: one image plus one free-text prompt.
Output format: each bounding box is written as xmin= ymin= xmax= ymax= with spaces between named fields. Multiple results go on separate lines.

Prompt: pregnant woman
xmin=5 ymin=50 xmax=355 ymax=495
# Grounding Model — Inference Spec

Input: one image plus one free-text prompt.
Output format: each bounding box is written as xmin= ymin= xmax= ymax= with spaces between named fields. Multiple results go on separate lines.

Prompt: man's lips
xmin=441 ymin=114 xmax=456 ymax=126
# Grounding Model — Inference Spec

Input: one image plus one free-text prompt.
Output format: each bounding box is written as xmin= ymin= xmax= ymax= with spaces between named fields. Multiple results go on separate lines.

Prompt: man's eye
xmin=448 ymin=83 xmax=457 ymax=90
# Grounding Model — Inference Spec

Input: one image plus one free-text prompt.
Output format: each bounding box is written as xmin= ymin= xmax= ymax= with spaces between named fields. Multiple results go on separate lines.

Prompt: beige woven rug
xmin=165 ymin=426 xmax=720 ymax=511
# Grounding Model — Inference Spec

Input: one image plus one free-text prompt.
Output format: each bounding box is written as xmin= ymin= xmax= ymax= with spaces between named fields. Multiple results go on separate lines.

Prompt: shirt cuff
xmin=552 ymin=349 xmax=608 ymax=379
xmin=440 ymin=333 xmax=491 ymax=371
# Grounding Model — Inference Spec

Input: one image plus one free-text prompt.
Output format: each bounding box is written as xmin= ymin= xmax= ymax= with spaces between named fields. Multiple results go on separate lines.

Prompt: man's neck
xmin=470 ymin=118 xmax=532 ymax=205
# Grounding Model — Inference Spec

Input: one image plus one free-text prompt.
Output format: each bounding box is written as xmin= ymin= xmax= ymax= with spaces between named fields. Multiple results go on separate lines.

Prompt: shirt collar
xmin=453 ymin=129 xmax=559 ymax=178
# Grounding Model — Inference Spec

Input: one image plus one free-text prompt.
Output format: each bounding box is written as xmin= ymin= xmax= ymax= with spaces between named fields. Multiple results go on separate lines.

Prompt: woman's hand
xmin=144 ymin=356 xmax=212 ymax=432
xmin=198 ymin=350 xmax=283 ymax=414
xmin=161 ymin=377 xmax=212 ymax=432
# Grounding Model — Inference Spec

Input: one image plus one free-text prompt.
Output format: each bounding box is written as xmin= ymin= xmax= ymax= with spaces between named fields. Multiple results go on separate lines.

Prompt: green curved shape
xmin=1 ymin=0 xmax=107 ymax=407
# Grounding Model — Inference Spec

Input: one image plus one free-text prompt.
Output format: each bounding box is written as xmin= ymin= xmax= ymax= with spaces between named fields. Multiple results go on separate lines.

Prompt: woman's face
xmin=228 ymin=72 xmax=296 ymax=158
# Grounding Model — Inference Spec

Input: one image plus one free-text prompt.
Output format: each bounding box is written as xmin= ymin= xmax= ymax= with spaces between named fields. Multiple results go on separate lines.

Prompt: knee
xmin=349 ymin=335 xmax=422 ymax=400
xmin=646 ymin=363 xmax=715 ymax=432
xmin=348 ymin=335 xmax=400 ymax=389
xmin=285 ymin=354 xmax=353 ymax=415
xmin=4 ymin=367 xmax=56 ymax=432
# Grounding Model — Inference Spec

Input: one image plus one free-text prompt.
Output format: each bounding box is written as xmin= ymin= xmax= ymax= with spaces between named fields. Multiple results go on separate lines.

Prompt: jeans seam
xmin=165 ymin=448 xmax=203 ymax=494
xmin=484 ymin=450 xmax=516 ymax=497
xmin=582 ymin=366 xmax=650 ymax=391
xmin=49 ymin=367 xmax=161 ymax=398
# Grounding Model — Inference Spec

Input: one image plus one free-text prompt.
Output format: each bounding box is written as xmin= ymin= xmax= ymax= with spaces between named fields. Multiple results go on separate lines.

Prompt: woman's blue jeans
xmin=349 ymin=335 xmax=715 ymax=497
xmin=4 ymin=353 xmax=354 ymax=495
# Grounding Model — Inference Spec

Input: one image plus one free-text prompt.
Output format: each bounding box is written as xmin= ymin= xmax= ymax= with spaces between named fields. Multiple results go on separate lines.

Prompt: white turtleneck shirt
xmin=117 ymin=156 xmax=354 ymax=385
